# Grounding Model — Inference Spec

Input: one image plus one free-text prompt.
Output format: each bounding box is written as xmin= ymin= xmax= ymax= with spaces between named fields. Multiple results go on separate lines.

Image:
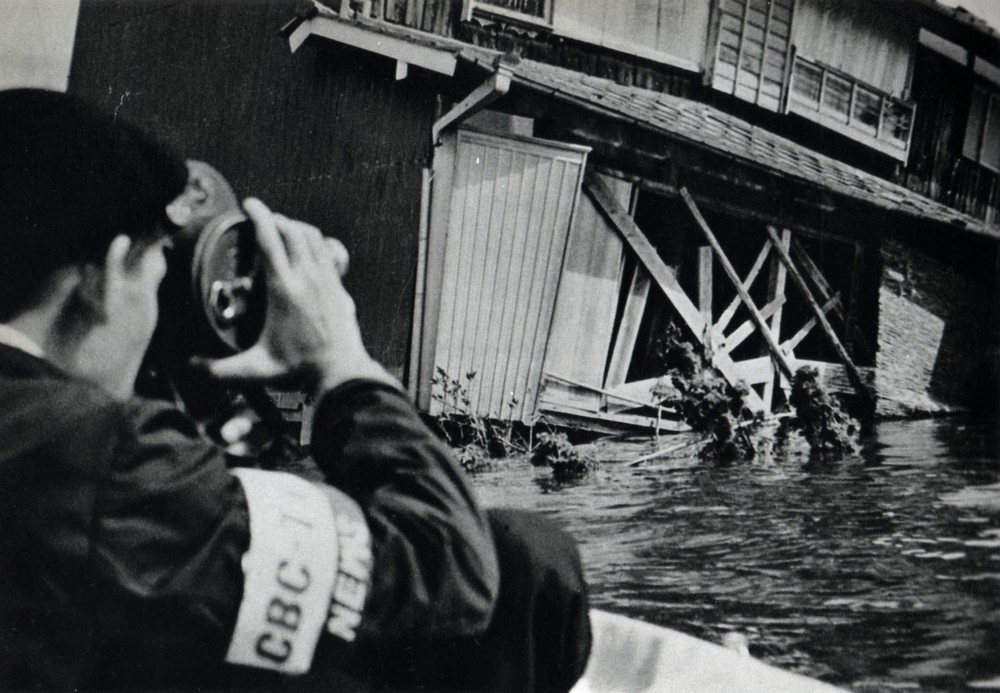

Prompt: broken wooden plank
xmin=539 ymin=401 xmax=689 ymax=434
xmin=585 ymin=174 xmax=765 ymax=411
xmin=767 ymin=226 xmax=875 ymax=406
xmin=605 ymin=266 xmax=651 ymax=387
xmin=682 ymin=189 xmax=795 ymax=380
xmin=544 ymin=372 xmax=675 ymax=413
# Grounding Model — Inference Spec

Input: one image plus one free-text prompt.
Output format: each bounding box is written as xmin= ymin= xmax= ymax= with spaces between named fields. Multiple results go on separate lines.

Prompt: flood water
xmin=470 ymin=417 xmax=1000 ymax=691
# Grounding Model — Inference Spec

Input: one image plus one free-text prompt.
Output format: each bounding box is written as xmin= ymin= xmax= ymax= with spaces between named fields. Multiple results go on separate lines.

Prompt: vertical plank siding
xmin=430 ymin=130 xmax=587 ymax=421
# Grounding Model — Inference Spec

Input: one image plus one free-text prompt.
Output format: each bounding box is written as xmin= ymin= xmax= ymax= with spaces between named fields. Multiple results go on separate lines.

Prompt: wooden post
xmin=762 ymin=229 xmax=790 ymax=410
xmin=766 ymin=226 xmax=875 ymax=407
xmin=681 ymin=189 xmax=795 ymax=380
xmin=698 ymin=246 xmax=713 ymax=349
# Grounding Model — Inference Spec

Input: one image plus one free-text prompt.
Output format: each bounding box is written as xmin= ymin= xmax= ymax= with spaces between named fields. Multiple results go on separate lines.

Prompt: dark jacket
xmin=0 ymin=344 xmax=498 ymax=690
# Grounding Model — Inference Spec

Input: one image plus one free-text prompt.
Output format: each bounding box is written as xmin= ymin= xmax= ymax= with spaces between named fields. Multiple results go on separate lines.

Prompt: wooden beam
xmin=721 ymin=296 xmax=786 ymax=353
xmin=767 ymin=226 xmax=874 ymax=406
xmin=761 ymin=229 xmax=791 ymax=411
xmin=544 ymin=373 xmax=674 ymax=413
xmin=713 ymin=240 xmax=772 ymax=336
xmin=586 ymin=175 xmax=764 ymax=410
xmin=782 ymin=292 xmax=841 ymax=352
xmin=605 ymin=266 xmax=650 ymax=387
xmin=698 ymin=246 xmax=713 ymax=335
xmin=589 ymin=177 xmax=707 ymax=340
xmin=731 ymin=356 xmax=776 ymax=385
xmin=681 ymin=189 xmax=795 ymax=380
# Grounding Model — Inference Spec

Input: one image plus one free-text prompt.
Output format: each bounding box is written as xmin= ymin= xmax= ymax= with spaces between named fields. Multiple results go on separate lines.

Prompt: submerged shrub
xmin=675 ymin=370 xmax=759 ymax=462
xmin=531 ymin=432 xmax=595 ymax=479
xmin=778 ymin=366 xmax=859 ymax=457
xmin=651 ymin=321 xmax=759 ymax=462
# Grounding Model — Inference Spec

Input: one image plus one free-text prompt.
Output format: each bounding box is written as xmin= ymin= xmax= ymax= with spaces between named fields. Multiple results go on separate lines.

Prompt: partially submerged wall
xmin=876 ymin=237 xmax=992 ymax=417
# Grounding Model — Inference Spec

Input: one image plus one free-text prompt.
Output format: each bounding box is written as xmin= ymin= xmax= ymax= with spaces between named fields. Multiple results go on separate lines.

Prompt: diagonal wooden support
xmin=767 ymin=226 xmax=875 ymax=407
xmin=722 ymin=296 xmax=786 ymax=354
xmin=782 ymin=292 xmax=841 ymax=352
xmin=791 ymin=239 xmax=872 ymax=357
xmin=714 ymin=240 xmax=772 ymax=337
xmin=681 ymin=189 xmax=795 ymax=381
xmin=586 ymin=175 xmax=764 ymax=411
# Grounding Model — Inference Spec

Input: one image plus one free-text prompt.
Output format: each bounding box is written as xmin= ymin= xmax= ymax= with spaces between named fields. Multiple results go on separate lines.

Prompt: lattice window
xmin=710 ymin=0 xmax=794 ymax=112
xmin=787 ymin=55 xmax=915 ymax=162
xmin=466 ymin=0 xmax=551 ymax=26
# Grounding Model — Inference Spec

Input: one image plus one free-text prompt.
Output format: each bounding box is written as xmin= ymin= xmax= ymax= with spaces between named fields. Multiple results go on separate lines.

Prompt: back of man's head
xmin=0 ymin=88 xmax=187 ymax=321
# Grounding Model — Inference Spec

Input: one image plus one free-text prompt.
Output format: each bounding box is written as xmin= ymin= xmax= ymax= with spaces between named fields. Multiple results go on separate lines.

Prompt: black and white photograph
xmin=1 ymin=0 xmax=998 ymax=690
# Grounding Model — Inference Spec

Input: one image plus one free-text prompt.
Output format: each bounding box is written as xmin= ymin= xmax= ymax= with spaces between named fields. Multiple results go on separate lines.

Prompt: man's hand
xmin=199 ymin=198 xmax=397 ymax=396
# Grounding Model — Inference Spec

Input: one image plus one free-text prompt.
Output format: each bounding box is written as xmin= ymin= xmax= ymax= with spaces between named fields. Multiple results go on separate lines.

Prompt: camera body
xmin=140 ymin=162 xmax=264 ymax=416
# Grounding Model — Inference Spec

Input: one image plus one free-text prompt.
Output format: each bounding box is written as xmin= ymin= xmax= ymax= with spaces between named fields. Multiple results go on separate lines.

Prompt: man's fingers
xmin=274 ymin=213 xmax=316 ymax=265
xmin=243 ymin=198 xmax=290 ymax=277
xmin=326 ymin=237 xmax=350 ymax=277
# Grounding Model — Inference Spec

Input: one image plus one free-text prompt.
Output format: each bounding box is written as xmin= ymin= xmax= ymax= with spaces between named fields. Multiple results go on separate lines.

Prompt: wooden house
xmin=68 ymin=0 xmax=1000 ymax=427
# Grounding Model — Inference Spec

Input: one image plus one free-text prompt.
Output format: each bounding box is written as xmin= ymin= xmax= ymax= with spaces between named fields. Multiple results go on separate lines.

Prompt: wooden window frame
xmin=963 ymin=82 xmax=1000 ymax=175
xmin=462 ymin=0 xmax=553 ymax=29
xmin=787 ymin=54 xmax=915 ymax=163
xmin=709 ymin=0 xmax=794 ymax=112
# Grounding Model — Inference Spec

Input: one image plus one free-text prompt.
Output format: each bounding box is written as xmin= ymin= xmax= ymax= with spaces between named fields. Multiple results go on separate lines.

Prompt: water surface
xmin=471 ymin=417 xmax=1000 ymax=691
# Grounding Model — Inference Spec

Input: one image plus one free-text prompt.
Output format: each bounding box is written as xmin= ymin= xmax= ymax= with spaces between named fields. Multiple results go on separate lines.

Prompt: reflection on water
xmin=471 ymin=417 xmax=1000 ymax=691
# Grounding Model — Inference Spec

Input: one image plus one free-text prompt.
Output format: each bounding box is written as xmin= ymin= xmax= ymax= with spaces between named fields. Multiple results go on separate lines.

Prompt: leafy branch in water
xmin=653 ymin=322 xmax=761 ymax=462
xmin=777 ymin=366 xmax=859 ymax=458
xmin=530 ymin=432 xmax=596 ymax=480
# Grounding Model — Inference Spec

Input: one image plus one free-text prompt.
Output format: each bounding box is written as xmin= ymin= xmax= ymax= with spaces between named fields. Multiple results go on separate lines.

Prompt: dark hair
xmin=0 ymin=88 xmax=188 ymax=320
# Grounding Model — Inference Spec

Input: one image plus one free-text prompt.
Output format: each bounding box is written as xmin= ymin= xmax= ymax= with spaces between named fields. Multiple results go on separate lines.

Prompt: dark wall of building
xmin=70 ymin=0 xmax=437 ymax=378
xmin=901 ymin=45 xmax=1000 ymax=226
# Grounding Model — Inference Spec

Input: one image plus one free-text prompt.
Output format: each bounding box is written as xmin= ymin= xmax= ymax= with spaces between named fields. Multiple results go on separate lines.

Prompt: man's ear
xmin=75 ymin=235 xmax=132 ymax=322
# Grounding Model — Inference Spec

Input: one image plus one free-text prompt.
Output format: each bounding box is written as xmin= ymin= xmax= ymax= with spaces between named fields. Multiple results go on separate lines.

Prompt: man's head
xmin=0 ymin=89 xmax=188 ymax=397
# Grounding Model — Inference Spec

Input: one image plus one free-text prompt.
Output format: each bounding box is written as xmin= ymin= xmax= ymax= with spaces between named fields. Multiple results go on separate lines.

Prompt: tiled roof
xmin=458 ymin=48 xmax=999 ymax=239
xmin=301 ymin=4 xmax=1000 ymax=239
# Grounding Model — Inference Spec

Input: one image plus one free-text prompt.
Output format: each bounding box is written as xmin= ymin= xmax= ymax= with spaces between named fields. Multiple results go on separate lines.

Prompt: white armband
xmin=225 ymin=468 xmax=371 ymax=675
